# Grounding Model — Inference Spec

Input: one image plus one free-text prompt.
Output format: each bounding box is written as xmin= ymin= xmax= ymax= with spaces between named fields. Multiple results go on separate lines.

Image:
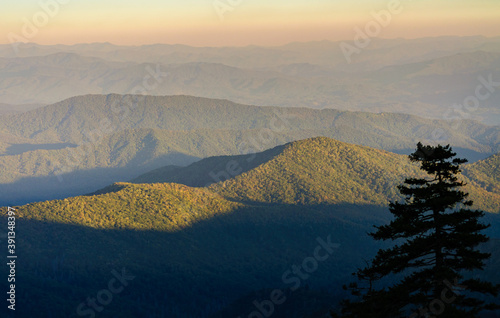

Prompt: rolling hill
xmin=211 ymin=138 xmax=500 ymax=213
xmin=3 ymin=94 xmax=498 ymax=153
xmin=0 ymin=94 xmax=498 ymax=205
xmin=132 ymin=137 xmax=500 ymax=213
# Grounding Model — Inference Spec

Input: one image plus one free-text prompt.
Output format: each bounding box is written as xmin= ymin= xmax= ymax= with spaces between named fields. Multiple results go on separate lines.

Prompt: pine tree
xmin=338 ymin=143 xmax=499 ymax=317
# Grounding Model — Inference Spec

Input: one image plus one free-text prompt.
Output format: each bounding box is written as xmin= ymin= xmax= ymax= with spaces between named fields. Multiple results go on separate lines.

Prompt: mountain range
xmin=1 ymin=36 xmax=500 ymax=317
xmin=0 ymin=94 xmax=499 ymax=205
xmin=131 ymin=137 xmax=500 ymax=212
xmin=2 ymin=136 xmax=499 ymax=318
xmin=1 ymin=36 xmax=500 ymax=124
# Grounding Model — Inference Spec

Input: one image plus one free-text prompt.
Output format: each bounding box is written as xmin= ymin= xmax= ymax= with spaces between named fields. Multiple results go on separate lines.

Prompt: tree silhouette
xmin=338 ymin=143 xmax=499 ymax=317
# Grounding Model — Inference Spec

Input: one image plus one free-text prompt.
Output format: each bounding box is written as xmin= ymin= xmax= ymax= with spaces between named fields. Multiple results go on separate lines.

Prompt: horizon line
xmin=1 ymin=34 xmax=499 ymax=49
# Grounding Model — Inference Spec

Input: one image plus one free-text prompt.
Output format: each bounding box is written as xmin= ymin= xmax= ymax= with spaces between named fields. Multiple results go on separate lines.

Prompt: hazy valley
xmin=1 ymin=37 xmax=500 ymax=124
xmin=1 ymin=36 xmax=500 ymax=318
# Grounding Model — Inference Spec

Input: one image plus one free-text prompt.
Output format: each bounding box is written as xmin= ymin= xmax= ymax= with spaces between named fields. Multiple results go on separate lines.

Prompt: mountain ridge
xmin=0 ymin=94 xmax=498 ymax=205
xmin=128 ymin=136 xmax=500 ymax=213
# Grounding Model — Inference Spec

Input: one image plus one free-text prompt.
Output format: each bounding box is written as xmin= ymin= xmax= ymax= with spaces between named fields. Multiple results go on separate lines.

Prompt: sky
xmin=1 ymin=0 xmax=499 ymax=46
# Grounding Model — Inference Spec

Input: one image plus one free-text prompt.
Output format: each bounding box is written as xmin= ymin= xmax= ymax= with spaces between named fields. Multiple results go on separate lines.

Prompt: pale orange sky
xmin=1 ymin=0 xmax=499 ymax=46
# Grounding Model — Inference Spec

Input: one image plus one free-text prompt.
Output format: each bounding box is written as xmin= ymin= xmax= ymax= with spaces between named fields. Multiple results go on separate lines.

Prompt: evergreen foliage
xmin=339 ymin=143 xmax=500 ymax=317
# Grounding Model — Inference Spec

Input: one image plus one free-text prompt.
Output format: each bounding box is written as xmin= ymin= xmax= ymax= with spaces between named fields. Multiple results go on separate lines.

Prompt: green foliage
xmin=341 ymin=143 xmax=499 ymax=317
xmin=204 ymin=138 xmax=499 ymax=213
xmin=18 ymin=182 xmax=240 ymax=231
xmin=1 ymin=94 xmax=499 ymax=205
xmin=213 ymin=137 xmax=421 ymax=205
xmin=3 ymin=95 xmax=498 ymax=153
xmin=464 ymin=152 xmax=500 ymax=194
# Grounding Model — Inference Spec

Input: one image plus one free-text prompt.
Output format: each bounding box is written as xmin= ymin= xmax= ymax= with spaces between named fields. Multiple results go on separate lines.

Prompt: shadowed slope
xmin=132 ymin=137 xmax=500 ymax=212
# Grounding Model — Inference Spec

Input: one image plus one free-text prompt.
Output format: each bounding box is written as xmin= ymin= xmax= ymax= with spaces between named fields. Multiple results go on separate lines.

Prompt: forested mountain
xmin=2 ymin=137 xmax=499 ymax=318
xmin=0 ymin=94 xmax=498 ymax=205
xmin=5 ymin=94 xmax=497 ymax=148
xmin=133 ymin=137 xmax=500 ymax=213
xmin=213 ymin=138 xmax=500 ymax=211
